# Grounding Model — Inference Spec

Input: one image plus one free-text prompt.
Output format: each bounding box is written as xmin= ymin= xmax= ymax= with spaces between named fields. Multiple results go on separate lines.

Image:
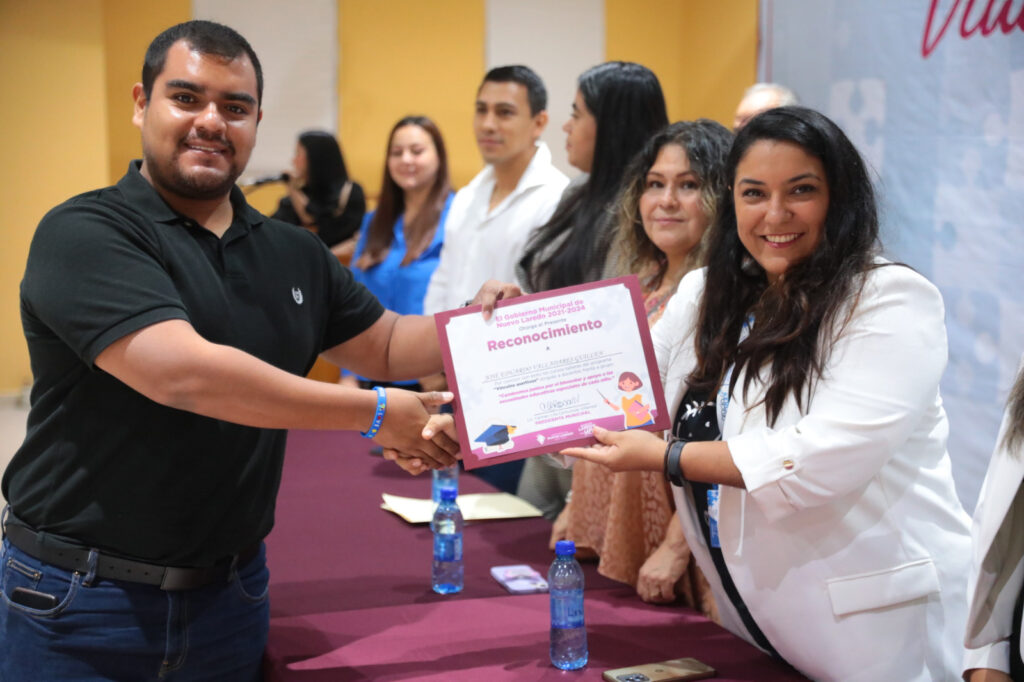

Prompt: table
xmin=264 ymin=430 xmax=806 ymax=681
xmin=265 ymin=430 xmax=615 ymax=617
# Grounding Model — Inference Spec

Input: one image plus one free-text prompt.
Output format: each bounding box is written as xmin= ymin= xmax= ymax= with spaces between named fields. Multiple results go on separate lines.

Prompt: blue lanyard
xmin=708 ymin=316 xmax=753 ymax=549
xmin=717 ymin=315 xmax=753 ymax=428
xmin=717 ymin=366 xmax=734 ymax=431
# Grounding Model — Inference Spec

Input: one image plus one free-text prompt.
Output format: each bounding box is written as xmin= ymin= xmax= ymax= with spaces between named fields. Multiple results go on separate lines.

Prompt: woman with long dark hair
xmin=273 ymin=130 xmax=366 ymax=251
xmin=346 ymin=116 xmax=453 ymax=388
xmin=514 ymin=62 xmax=668 ymax=519
xmin=563 ymin=107 xmax=970 ymax=680
xmin=552 ymin=120 xmax=730 ymax=615
xmin=518 ymin=61 xmax=669 ymax=293
xmin=965 ymin=358 xmax=1024 ymax=681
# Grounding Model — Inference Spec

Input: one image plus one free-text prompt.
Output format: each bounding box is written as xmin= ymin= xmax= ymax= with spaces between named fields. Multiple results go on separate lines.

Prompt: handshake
xmin=372 ymin=278 xmax=522 ymax=476
xmin=374 ymin=387 xmax=460 ymax=476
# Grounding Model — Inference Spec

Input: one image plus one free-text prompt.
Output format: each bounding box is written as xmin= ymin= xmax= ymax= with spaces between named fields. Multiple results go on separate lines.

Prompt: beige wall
xmin=338 ymin=0 xmax=486 ymax=195
xmin=0 ymin=0 xmax=189 ymax=394
xmin=606 ymin=0 xmax=757 ymax=127
xmin=676 ymin=0 xmax=758 ymax=125
xmin=103 ymin=0 xmax=191 ymax=185
xmin=0 ymin=1 xmax=110 ymax=394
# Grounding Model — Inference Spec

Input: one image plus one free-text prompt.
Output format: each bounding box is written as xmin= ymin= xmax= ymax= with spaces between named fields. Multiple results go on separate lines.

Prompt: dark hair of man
xmin=1003 ymin=366 xmax=1024 ymax=453
xmin=519 ymin=62 xmax=669 ymax=292
xmin=142 ymin=20 xmax=264 ymax=105
xmin=688 ymin=106 xmax=881 ymax=426
xmin=297 ymin=130 xmax=349 ymax=208
xmin=612 ymin=119 xmax=733 ymax=291
xmin=479 ymin=65 xmax=547 ymax=116
xmin=356 ymin=116 xmax=452 ymax=269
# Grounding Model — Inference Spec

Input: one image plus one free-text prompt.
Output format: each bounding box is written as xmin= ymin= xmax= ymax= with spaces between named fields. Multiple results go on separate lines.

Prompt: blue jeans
xmin=0 ymin=537 xmax=270 ymax=681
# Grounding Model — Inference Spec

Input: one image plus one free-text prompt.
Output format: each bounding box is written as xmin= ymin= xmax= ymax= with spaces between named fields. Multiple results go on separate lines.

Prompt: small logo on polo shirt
xmin=292 ymin=287 xmax=304 ymax=305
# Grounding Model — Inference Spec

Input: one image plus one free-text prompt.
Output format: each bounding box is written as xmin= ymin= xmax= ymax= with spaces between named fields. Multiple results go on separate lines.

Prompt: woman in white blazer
xmin=964 ymin=358 xmax=1024 ymax=681
xmin=563 ymin=107 xmax=971 ymax=681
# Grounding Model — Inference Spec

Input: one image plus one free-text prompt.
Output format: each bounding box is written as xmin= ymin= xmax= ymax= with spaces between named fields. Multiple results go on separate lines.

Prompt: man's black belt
xmin=3 ymin=523 xmax=259 ymax=591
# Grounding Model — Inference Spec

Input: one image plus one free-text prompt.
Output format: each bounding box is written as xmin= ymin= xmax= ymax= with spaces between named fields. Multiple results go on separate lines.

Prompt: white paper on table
xmin=380 ymin=492 xmax=543 ymax=524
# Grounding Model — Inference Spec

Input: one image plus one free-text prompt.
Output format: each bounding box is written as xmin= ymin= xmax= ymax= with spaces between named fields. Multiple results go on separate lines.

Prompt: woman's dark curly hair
xmin=688 ymin=106 xmax=882 ymax=425
xmin=611 ymin=119 xmax=732 ymax=290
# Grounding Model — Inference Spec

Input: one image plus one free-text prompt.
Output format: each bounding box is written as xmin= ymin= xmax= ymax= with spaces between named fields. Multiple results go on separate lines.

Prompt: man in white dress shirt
xmin=423 ymin=65 xmax=568 ymax=492
xmin=423 ymin=65 xmax=568 ymax=315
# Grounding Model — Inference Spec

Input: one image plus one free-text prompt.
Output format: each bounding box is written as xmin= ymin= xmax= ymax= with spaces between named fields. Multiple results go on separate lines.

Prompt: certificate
xmin=435 ymin=276 xmax=668 ymax=470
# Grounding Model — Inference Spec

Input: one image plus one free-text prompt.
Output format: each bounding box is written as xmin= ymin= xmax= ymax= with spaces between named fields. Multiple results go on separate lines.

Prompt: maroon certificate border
xmin=434 ymin=275 xmax=668 ymax=470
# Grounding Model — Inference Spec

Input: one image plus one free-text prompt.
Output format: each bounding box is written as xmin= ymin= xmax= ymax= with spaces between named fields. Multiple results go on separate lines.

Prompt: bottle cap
xmin=555 ymin=540 xmax=576 ymax=556
xmin=439 ymin=487 xmax=458 ymax=502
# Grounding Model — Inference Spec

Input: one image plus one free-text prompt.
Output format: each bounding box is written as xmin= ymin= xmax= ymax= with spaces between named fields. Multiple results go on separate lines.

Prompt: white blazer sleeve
xmin=652 ymin=269 xmax=705 ymax=387
xmin=728 ymin=265 xmax=949 ymax=521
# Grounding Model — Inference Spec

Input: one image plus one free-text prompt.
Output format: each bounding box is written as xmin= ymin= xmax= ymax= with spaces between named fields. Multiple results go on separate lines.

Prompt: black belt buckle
xmin=160 ymin=565 xmax=218 ymax=591
xmin=159 ymin=545 xmax=258 ymax=590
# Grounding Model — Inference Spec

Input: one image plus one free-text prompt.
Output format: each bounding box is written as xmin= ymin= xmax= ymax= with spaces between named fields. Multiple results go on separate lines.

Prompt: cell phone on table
xmin=10 ymin=586 xmax=59 ymax=610
xmin=490 ymin=564 xmax=548 ymax=594
xmin=602 ymin=657 xmax=716 ymax=682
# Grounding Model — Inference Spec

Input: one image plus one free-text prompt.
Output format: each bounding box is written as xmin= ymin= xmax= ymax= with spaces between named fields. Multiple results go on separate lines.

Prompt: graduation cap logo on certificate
xmin=474 ymin=424 xmax=517 ymax=454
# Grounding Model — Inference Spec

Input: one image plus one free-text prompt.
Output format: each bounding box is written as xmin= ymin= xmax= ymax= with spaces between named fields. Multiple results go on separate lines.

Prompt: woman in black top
xmin=514 ymin=62 xmax=669 ymax=520
xmin=517 ymin=61 xmax=669 ymax=293
xmin=273 ymin=130 xmax=366 ymax=252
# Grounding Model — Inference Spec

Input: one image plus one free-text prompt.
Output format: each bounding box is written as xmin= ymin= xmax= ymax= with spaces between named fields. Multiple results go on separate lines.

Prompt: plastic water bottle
xmin=432 ymin=465 xmax=459 ymax=504
xmin=431 ymin=487 xmax=463 ymax=594
xmin=549 ymin=540 xmax=587 ymax=670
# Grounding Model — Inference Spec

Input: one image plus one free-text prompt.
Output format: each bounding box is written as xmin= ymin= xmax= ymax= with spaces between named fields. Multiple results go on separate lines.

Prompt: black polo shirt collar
xmin=116 ymin=160 xmax=266 ymax=238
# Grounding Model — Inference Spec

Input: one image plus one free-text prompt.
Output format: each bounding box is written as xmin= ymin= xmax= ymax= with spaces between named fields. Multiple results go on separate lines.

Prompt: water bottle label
xmin=550 ymin=589 xmax=584 ymax=628
xmin=433 ymin=518 xmax=457 ymax=534
xmin=433 ymin=534 xmax=463 ymax=561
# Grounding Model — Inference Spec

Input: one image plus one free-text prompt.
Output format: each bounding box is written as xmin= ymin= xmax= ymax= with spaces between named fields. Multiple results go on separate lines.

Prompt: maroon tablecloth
xmin=265 ymin=588 xmax=806 ymax=681
xmin=266 ymin=430 xmax=617 ymax=617
xmin=264 ymin=430 xmax=807 ymax=681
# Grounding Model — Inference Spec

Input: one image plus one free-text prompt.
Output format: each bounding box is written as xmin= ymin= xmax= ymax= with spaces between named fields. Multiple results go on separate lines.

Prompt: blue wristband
xmin=361 ymin=386 xmax=387 ymax=439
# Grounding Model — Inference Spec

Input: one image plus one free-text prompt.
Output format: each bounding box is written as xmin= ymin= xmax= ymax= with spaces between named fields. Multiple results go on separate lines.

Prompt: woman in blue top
xmin=352 ymin=115 xmax=452 ymax=314
xmin=348 ymin=115 xmax=453 ymax=387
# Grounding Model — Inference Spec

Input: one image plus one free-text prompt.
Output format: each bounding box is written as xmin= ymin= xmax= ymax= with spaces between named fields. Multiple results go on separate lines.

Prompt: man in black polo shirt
xmin=0 ymin=20 xmax=510 ymax=680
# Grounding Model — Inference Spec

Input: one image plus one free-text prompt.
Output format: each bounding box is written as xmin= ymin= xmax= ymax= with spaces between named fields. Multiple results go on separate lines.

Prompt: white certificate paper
xmin=435 ymin=276 xmax=668 ymax=470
